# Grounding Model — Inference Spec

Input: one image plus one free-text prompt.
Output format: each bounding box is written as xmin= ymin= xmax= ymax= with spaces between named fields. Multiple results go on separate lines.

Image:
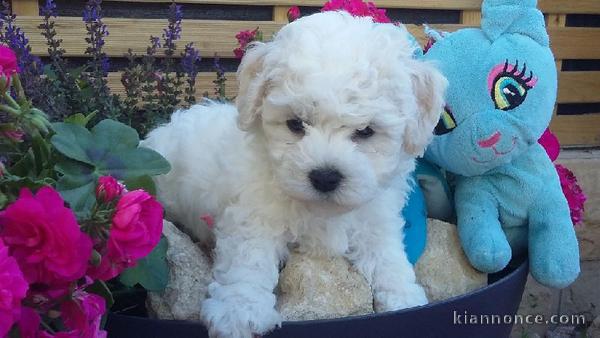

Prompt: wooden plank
xmin=15 ymin=16 xmax=466 ymax=58
xmin=538 ymin=0 xmax=600 ymax=14
xmin=104 ymin=0 xmax=600 ymax=14
xmin=551 ymin=114 xmax=600 ymax=147
xmin=15 ymin=16 xmax=600 ymax=60
xmin=546 ymin=13 xmax=565 ymax=120
xmin=273 ymin=6 xmax=291 ymax=23
xmin=105 ymin=0 xmax=486 ymax=10
xmin=15 ymin=17 xmax=284 ymax=58
xmin=558 ymin=72 xmax=600 ymax=104
xmin=460 ymin=10 xmax=481 ymax=25
xmin=11 ymin=0 xmax=38 ymax=16
xmin=107 ymin=71 xmax=239 ymax=97
xmin=549 ymin=27 xmax=600 ymax=60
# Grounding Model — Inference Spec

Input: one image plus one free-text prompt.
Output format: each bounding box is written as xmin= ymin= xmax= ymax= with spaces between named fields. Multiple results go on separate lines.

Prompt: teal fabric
xmin=402 ymin=174 xmax=427 ymax=265
xmin=421 ymin=0 xmax=580 ymax=288
xmin=401 ymin=160 xmax=453 ymax=265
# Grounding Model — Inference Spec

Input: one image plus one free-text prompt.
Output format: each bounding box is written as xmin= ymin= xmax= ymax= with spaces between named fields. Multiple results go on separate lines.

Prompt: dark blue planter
xmin=106 ymin=259 xmax=528 ymax=338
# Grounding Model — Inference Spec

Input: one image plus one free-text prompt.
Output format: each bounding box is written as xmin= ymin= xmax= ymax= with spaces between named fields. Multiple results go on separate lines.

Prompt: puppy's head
xmin=237 ymin=12 xmax=447 ymax=211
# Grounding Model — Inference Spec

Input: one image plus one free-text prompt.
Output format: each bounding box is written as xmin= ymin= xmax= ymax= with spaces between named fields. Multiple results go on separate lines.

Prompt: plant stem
xmin=0 ymin=104 xmax=20 ymax=117
xmin=40 ymin=319 xmax=56 ymax=334
xmin=3 ymin=91 xmax=20 ymax=110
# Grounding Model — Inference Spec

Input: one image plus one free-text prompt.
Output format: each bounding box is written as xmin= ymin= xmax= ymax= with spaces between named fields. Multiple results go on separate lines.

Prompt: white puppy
xmin=144 ymin=11 xmax=447 ymax=338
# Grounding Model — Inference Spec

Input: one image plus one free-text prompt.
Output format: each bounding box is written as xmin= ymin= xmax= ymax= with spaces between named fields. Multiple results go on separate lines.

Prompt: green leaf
xmin=0 ymin=191 xmax=8 ymax=209
xmin=86 ymin=280 xmax=115 ymax=309
xmin=70 ymin=65 xmax=87 ymax=79
xmin=123 ymin=175 xmax=157 ymax=195
xmin=64 ymin=112 xmax=97 ymax=128
xmin=91 ymin=119 xmax=139 ymax=153
xmin=43 ymin=64 xmax=58 ymax=81
xmin=51 ymin=119 xmax=170 ymax=216
xmin=31 ymin=134 xmax=52 ymax=175
xmin=55 ymin=159 xmax=97 ymax=218
xmin=96 ymin=148 xmax=170 ymax=180
xmin=51 ymin=122 xmax=95 ymax=165
xmin=119 ymin=237 xmax=169 ymax=291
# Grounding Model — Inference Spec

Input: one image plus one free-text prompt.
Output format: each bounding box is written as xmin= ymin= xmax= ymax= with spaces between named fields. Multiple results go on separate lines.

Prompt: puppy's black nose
xmin=309 ymin=168 xmax=343 ymax=193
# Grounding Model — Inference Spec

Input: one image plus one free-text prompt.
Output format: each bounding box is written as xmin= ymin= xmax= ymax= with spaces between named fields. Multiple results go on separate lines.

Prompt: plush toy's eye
xmin=488 ymin=60 xmax=537 ymax=111
xmin=286 ymin=118 xmax=305 ymax=135
xmin=433 ymin=106 xmax=457 ymax=136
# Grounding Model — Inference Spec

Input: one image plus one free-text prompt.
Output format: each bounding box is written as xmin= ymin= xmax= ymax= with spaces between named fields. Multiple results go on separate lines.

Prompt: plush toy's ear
xmin=424 ymin=25 xmax=446 ymax=43
xmin=403 ymin=60 xmax=448 ymax=156
xmin=481 ymin=0 xmax=549 ymax=46
xmin=236 ymin=41 xmax=269 ymax=131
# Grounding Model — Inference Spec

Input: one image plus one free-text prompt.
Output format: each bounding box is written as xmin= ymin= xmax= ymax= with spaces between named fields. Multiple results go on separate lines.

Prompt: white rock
xmin=146 ymin=220 xmax=212 ymax=321
xmin=276 ymin=251 xmax=374 ymax=321
xmin=147 ymin=218 xmax=485 ymax=322
xmin=415 ymin=219 xmax=488 ymax=302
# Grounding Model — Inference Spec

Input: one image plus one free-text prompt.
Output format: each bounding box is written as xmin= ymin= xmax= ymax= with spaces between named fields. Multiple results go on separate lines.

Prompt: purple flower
xmin=163 ymin=3 xmax=183 ymax=51
xmin=181 ymin=43 xmax=201 ymax=79
xmin=213 ymin=55 xmax=227 ymax=101
xmin=214 ymin=56 xmax=225 ymax=80
xmin=83 ymin=0 xmax=110 ymax=76
xmin=83 ymin=0 xmax=102 ymax=22
xmin=147 ymin=36 xmax=161 ymax=56
xmin=40 ymin=0 xmax=58 ymax=18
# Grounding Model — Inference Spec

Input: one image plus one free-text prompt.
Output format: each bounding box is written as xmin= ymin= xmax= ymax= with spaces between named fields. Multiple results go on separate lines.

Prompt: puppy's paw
xmin=374 ymin=283 xmax=428 ymax=312
xmin=201 ymin=297 xmax=282 ymax=338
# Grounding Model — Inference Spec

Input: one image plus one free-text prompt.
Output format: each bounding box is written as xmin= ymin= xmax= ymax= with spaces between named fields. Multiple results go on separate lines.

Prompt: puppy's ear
xmin=403 ymin=61 xmax=448 ymax=156
xmin=236 ymin=42 xmax=269 ymax=131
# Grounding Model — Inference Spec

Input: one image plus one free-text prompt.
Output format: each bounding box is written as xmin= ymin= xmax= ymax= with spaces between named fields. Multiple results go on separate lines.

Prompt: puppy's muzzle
xmin=309 ymin=168 xmax=344 ymax=193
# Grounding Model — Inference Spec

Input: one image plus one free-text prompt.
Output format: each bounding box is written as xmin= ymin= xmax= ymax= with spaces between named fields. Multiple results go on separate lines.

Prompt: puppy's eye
xmin=286 ymin=118 xmax=305 ymax=135
xmin=353 ymin=126 xmax=375 ymax=139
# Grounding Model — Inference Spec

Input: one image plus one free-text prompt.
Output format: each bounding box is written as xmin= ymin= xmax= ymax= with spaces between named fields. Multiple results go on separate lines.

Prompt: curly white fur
xmin=143 ymin=11 xmax=447 ymax=338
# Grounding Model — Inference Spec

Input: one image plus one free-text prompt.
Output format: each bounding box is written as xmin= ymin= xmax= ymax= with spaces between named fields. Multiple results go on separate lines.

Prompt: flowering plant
xmin=0 ymin=0 xmax=227 ymax=137
xmin=0 ymin=44 xmax=171 ymax=337
xmin=538 ymin=129 xmax=587 ymax=226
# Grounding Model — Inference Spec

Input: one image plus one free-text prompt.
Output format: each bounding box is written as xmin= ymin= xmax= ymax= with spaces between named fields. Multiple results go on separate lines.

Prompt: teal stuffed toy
xmin=422 ymin=0 xmax=580 ymax=288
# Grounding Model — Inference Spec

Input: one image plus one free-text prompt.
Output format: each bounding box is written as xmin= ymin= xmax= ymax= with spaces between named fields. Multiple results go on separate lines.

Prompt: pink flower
xmin=538 ymin=129 xmax=587 ymax=226
xmin=17 ymin=286 xmax=107 ymax=338
xmin=1 ymin=129 xmax=25 ymax=143
xmin=95 ymin=176 xmax=125 ymax=203
xmin=14 ymin=307 xmax=79 ymax=338
xmin=40 ymin=331 xmax=82 ymax=338
xmin=287 ymin=6 xmax=301 ymax=22
xmin=0 ymin=187 xmax=93 ymax=286
xmin=61 ymin=290 xmax=107 ymax=338
xmin=423 ymin=37 xmax=436 ymax=54
xmin=234 ymin=28 xmax=260 ymax=59
xmin=321 ymin=0 xmax=391 ymax=23
xmin=0 ymin=239 xmax=29 ymax=337
xmin=17 ymin=307 xmax=41 ymax=338
xmin=88 ymin=190 xmax=163 ymax=280
xmin=556 ymin=164 xmax=587 ymax=226
xmin=0 ymin=45 xmax=18 ymax=77
xmin=538 ymin=128 xmax=560 ymax=162
xmin=0 ymin=45 xmax=18 ymax=90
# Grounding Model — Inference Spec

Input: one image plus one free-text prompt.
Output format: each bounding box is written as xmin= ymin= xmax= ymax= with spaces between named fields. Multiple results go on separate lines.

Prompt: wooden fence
xmin=9 ymin=0 xmax=600 ymax=147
